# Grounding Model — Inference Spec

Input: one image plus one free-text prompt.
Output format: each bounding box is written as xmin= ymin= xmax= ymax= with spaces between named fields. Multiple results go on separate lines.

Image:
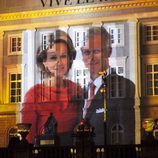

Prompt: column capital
xmin=127 ymin=17 xmax=139 ymax=23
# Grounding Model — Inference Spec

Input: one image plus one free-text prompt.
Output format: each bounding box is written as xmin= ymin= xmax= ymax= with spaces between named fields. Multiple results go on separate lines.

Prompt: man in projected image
xmin=81 ymin=26 xmax=112 ymax=145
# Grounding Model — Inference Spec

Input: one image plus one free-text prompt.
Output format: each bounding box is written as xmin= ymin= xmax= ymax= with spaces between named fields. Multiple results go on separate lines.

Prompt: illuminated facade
xmin=0 ymin=0 xmax=158 ymax=147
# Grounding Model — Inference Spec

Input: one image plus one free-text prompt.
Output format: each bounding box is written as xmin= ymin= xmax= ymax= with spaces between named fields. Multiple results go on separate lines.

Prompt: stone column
xmin=0 ymin=31 xmax=4 ymax=104
xmin=128 ymin=18 xmax=141 ymax=144
xmin=22 ymin=29 xmax=36 ymax=102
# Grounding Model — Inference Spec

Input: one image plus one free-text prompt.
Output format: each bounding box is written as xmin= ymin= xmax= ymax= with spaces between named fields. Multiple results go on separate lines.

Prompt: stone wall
xmin=0 ymin=113 xmax=16 ymax=147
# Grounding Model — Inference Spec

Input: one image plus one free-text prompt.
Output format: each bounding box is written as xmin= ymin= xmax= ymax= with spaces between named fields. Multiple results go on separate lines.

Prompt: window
xmin=74 ymin=68 xmax=89 ymax=99
xmin=109 ymin=66 xmax=125 ymax=98
xmin=75 ymin=31 xmax=86 ymax=48
xmin=8 ymin=34 xmax=22 ymax=55
xmin=42 ymin=33 xmax=54 ymax=50
xmin=10 ymin=73 xmax=22 ymax=103
xmin=104 ymin=24 xmax=124 ymax=47
xmin=111 ymin=124 xmax=124 ymax=145
xmin=145 ymin=64 xmax=158 ymax=96
xmin=144 ymin=25 xmax=158 ymax=44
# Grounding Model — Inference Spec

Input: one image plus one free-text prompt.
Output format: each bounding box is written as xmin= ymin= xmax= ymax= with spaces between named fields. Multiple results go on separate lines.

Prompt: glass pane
xmin=146 ymin=65 xmax=152 ymax=72
xmin=154 ymin=65 xmax=158 ymax=72
xmin=12 ymin=38 xmax=16 ymax=43
xmin=146 ymin=36 xmax=151 ymax=41
xmin=12 ymin=47 xmax=16 ymax=52
xmin=147 ymin=88 xmax=153 ymax=95
xmin=118 ymin=67 xmax=123 ymax=74
xmin=147 ymin=74 xmax=152 ymax=80
xmin=153 ymin=36 xmax=158 ymax=40
xmin=11 ymin=74 xmax=16 ymax=80
xmin=153 ymin=30 xmax=158 ymax=35
xmin=17 ymin=89 xmax=21 ymax=95
xmin=11 ymin=90 xmax=15 ymax=95
xmin=17 ymin=47 xmax=21 ymax=51
xmin=17 ymin=82 xmax=21 ymax=88
xmin=112 ymin=126 xmax=117 ymax=130
xmin=119 ymin=90 xmax=122 ymax=97
xmin=111 ymin=68 xmax=116 ymax=74
xmin=11 ymin=97 xmax=15 ymax=103
xmin=77 ymin=70 xmax=81 ymax=76
xmin=155 ymin=81 xmax=158 ymax=87
xmin=118 ymin=125 xmax=122 ymax=130
xmin=17 ymin=74 xmax=21 ymax=80
xmin=11 ymin=82 xmax=16 ymax=88
xmin=155 ymin=88 xmax=158 ymax=95
xmin=147 ymin=81 xmax=152 ymax=87
xmin=18 ymin=96 xmax=21 ymax=102
xmin=146 ymin=30 xmax=151 ymax=34
xmin=111 ymin=91 xmax=115 ymax=97
xmin=153 ymin=26 xmax=158 ymax=30
xmin=146 ymin=26 xmax=151 ymax=31
xmin=119 ymin=133 xmax=123 ymax=143
xmin=154 ymin=74 xmax=158 ymax=80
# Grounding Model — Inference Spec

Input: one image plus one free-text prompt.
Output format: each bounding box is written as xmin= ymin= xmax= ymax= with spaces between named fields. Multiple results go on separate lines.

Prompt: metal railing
xmin=1 ymin=144 xmax=158 ymax=158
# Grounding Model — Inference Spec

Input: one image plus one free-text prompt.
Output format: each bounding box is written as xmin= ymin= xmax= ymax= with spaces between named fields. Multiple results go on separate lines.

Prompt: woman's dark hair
xmin=37 ymin=29 xmax=76 ymax=75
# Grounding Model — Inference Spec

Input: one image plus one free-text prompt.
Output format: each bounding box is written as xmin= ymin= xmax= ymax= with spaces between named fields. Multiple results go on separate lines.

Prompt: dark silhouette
xmin=44 ymin=113 xmax=57 ymax=137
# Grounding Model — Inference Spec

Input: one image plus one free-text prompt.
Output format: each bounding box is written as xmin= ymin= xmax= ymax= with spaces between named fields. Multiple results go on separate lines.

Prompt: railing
xmin=0 ymin=144 xmax=158 ymax=158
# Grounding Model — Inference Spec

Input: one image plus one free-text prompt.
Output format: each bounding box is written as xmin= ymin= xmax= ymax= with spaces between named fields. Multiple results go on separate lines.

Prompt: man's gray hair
xmin=86 ymin=26 xmax=111 ymax=48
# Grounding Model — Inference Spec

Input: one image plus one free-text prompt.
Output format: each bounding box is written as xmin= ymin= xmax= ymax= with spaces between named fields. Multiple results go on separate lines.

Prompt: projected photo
xmin=20 ymin=25 xmax=135 ymax=146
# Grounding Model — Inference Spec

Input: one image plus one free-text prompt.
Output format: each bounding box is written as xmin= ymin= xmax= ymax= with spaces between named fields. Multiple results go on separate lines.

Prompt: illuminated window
xmin=111 ymin=124 xmax=124 ymax=145
xmin=8 ymin=34 xmax=22 ymax=55
xmin=144 ymin=25 xmax=158 ymax=43
xmin=10 ymin=73 xmax=22 ymax=103
xmin=104 ymin=24 xmax=124 ymax=47
xmin=145 ymin=64 xmax=158 ymax=96
xmin=109 ymin=67 xmax=125 ymax=98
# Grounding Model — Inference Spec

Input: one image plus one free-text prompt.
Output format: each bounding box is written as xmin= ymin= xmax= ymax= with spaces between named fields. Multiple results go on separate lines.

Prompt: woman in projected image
xmin=21 ymin=30 xmax=81 ymax=145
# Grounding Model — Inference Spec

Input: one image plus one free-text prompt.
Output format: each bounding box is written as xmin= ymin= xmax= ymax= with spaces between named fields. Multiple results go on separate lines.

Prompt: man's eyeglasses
xmin=81 ymin=47 xmax=103 ymax=56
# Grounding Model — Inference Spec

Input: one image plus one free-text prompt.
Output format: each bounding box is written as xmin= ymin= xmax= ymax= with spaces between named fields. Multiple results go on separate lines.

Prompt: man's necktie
xmin=83 ymin=82 xmax=95 ymax=118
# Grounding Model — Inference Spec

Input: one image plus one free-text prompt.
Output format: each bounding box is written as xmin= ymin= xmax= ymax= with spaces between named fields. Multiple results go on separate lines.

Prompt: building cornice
xmin=0 ymin=0 xmax=158 ymax=22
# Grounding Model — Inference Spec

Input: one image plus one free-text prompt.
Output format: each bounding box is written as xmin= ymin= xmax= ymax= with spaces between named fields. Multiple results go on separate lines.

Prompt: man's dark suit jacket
xmin=79 ymin=74 xmax=135 ymax=145
xmin=84 ymin=85 xmax=105 ymax=145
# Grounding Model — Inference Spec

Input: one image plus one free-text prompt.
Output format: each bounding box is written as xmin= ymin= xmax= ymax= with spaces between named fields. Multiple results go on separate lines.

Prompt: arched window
xmin=111 ymin=124 xmax=124 ymax=144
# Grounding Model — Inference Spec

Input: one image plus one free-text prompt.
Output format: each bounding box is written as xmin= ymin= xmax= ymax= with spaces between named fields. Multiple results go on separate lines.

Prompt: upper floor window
xmin=8 ymin=34 xmax=22 ymax=55
xmin=104 ymin=24 xmax=124 ymax=47
xmin=145 ymin=64 xmax=158 ymax=96
xmin=10 ymin=73 xmax=22 ymax=103
xmin=144 ymin=25 xmax=158 ymax=44
xmin=111 ymin=124 xmax=124 ymax=145
xmin=42 ymin=33 xmax=54 ymax=50
xmin=75 ymin=31 xmax=86 ymax=48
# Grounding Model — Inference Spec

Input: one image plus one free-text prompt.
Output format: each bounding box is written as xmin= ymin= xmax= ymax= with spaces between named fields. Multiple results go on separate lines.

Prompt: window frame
xmin=68 ymin=25 xmax=89 ymax=50
xmin=141 ymin=55 xmax=158 ymax=97
xmin=111 ymin=124 xmax=124 ymax=145
xmin=104 ymin=24 xmax=124 ymax=47
xmin=143 ymin=24 xmax=158 ymax=45
xmin=6 ymin=65 xmax=22 ymax=104
xmin=108 ymin=57 xmax=127 ymax=98
xmin=41 ymin=32 xmax=55 ymax=50
xmin=7 ymin=33 xmax=22 ymax=56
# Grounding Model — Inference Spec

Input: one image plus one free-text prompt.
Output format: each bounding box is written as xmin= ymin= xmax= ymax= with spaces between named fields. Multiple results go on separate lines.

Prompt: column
xmin=128 ymin=18 xmax=141 ymax=144
xmin=0 ymin=31 xmax=4 ymax=104
xmin=22 ymin=29 xmax=36 ymax=102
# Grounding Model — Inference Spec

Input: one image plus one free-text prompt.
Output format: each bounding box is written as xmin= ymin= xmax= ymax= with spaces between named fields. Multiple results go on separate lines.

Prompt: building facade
xmin=0 ymin=0 xmax=158 ymax=147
